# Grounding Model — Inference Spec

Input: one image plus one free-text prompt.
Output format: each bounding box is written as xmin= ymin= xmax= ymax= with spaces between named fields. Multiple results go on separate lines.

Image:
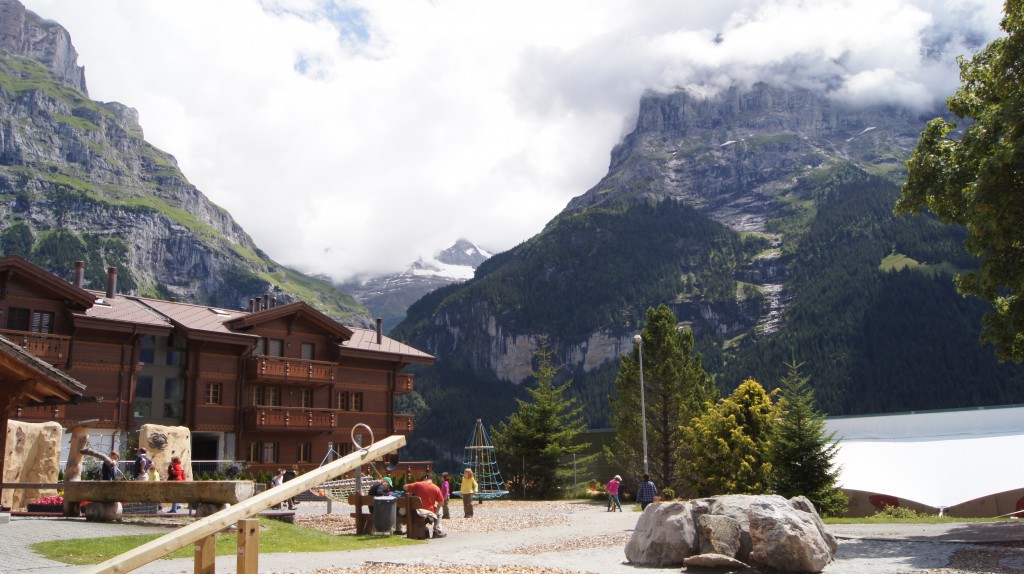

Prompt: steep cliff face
xmin=398 ymin=83 xmax=925 ymax=383
xmin=0 ymin=0 xmax=369 ymax=324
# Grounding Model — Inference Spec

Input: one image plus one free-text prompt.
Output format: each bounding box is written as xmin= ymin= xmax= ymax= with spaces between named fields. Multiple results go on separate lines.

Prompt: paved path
xmin=2 ymin=504 xmax=1023 ymax=574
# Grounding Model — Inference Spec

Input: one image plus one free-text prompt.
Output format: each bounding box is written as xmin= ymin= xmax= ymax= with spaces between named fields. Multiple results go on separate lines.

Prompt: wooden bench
xmin=348 ymin=493 xmax=430 ymax=539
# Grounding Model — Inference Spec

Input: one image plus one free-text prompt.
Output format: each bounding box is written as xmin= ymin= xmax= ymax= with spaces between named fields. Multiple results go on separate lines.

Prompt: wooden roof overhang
xmin=0 ymin=255 xmax=95 ymax=310
xmin=0 ymin=334 xmax=88 ymax=410
xmin=337 ymin=346 xmax=435 ymax=366
xmin=226 ymin=301 xmax=354 ymax=340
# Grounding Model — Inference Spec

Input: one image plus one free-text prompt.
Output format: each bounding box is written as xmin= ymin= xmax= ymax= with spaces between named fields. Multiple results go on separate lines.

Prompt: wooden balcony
xmin=0 ymin=329 xmax=70 ymax=367
xmin=396 ymin=373 xmax=414 ymax=394
xmin=245 ymin=356 xmax=336 ymax=385
xmin=243 ymin=406 xmax=337 ymax=431
xmin=394 ymin=413 xmax=414 ymax=434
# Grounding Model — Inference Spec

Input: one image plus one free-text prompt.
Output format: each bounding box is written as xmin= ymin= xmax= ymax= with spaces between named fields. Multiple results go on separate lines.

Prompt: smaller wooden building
xmin=0 ymin=255 xmax=433 ymax=473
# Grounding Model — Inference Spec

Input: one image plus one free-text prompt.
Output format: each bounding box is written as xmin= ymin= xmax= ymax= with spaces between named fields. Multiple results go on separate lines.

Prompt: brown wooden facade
xmin=0 ymin=256 xmax=433 ymax=473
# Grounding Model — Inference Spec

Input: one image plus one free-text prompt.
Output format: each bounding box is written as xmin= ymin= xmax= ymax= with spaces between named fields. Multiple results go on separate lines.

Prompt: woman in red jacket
xmin=166 ymin=456 xmax=187 ymax=513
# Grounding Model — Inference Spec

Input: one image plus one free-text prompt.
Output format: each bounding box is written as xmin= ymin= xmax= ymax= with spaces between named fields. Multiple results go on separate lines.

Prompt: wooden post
xmin=237 ymin=518 xmax=259 ymax=574
xmin=194 ymin=534 xmax=216 ymax=574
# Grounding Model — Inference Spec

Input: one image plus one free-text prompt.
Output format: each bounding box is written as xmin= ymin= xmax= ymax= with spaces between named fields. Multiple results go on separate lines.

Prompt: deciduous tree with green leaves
xmin=609 ymin=305 xmax=717 ymax=494
xmin=897 ymin=0 xmax=1024 ymax=362
xmin=491 ymin=340 xmax=592 ymax=499
xmin=680 ymin=379 xmax=780 ymax=497
xmin=768 ymin=360 xmax=847 ymax=516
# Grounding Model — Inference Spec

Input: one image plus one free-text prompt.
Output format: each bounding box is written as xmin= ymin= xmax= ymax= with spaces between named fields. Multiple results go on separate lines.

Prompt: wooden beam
xmin=63 ymin=481 xmax=255 ymax=504
xmin=79 ymin=434 xmax=406 ymax=574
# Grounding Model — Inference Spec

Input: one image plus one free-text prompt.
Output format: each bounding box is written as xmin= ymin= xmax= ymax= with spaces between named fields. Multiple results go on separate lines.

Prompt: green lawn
xmin=31 ymin=517 xmax=419 ymax=565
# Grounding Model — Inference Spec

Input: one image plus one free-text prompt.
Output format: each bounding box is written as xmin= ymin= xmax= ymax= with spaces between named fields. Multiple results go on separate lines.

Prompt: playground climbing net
xmin=458 ymin=418 xmax=508 ymax=500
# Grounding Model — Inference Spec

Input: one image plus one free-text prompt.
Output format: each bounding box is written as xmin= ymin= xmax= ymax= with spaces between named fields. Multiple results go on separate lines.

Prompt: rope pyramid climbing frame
xmin=460 ymin=418 xmax=508 ymax=500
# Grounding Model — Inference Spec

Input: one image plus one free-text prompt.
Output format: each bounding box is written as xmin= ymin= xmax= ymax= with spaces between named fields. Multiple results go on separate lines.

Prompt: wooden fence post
xmin=194 ymin=533 xmax=217 ymax=574
xmin=237 ymin=518 xmax=259 ymax=574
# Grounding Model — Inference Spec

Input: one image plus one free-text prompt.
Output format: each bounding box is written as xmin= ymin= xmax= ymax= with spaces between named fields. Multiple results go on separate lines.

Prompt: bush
xmin=872 ymin=505 xmax=924 ymax=519
xmin=660 ymin=488 xmax=676 ymax=501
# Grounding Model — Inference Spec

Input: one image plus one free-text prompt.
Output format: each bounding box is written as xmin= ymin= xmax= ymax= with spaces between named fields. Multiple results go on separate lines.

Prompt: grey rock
xmin=697 ymin=513 xmax=742 ymax=557
xmin=748 ymin=497 xmax=835 ymax=572
xmin=684 ymin=552 xmax=750 ymax=570
xmin=624 ymin=500 xmax=698 ymax=566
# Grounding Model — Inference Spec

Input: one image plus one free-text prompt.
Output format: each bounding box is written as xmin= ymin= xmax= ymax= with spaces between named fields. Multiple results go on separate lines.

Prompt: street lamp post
xmin=634 ymin=334 xmax=649 ymax=476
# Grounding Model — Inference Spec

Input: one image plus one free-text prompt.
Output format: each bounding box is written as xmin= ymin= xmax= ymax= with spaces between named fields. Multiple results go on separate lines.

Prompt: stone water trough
xmin=625 ymin=494 xmax=838 ymax=572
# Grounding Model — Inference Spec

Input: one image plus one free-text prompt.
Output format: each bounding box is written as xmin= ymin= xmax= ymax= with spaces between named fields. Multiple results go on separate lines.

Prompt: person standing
xmin=636 ymin=474 xmax=658 ymax=510
xmin=101 ymin=451 xmax=120 ymax=480
xmin=440 ymin=472 xmax=452 ymax=519
xmin=283 ymin=467 xmax=298 ymax=509
xmin=166 ymin=456 xmax=187 ymax=512
xmin=133 ymin=448 xmax=153 ymax=481
xmin=460 ymin=468 xmax=478 ymax=518
xmin=270 ymin=468 xmax=286 ymax=509
xmin=404 ymin=475 xmax=447 ymax=538
xmin=606 ymin=475 xmax=623 ymax=512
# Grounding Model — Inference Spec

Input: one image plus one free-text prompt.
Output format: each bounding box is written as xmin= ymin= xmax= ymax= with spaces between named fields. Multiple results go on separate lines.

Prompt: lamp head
xmin=634 ymin=334 xmax=642 ymax=344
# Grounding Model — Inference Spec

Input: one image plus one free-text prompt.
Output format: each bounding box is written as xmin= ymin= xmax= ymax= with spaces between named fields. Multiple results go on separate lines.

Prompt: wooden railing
xmin=395 ymin=413 xmax=414 ymax=434
xmin=242 ymin=406 xmax=337 ymax=431
xmin=244 ymin=355 xmax=336 ymax=384
xmin=396 ymin=372 xmax=415 ymax=394
xmin=0 ymin=329 xmax=70 ymax=366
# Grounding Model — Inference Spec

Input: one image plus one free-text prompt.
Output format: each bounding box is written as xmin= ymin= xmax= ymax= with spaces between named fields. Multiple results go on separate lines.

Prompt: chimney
xmin=106 ymin=267 xmax=117 ymax=299
xmin=73 ymin=261 xmax=85 ymax=287
xmin=376 ymin=318 xmax=383 ymax=345
xmin=271 ymin=296 xmax=277 ymax=308
xmin=248 ymin=299 xmax=255 ymax=312
xmin=264 ymin=293 xmax=271 ymax=310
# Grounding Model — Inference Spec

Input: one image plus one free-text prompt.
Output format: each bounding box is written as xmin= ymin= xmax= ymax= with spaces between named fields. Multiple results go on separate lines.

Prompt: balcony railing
xmin=396 ymin=373 xmax=414 ymax=394
xmin=245 ymin=356 xmax=336 ymax=384
xmin=394 ymin=413 xmax=414 ymax=434
xmin=0 ymin=329 xmax=70 ymax=367
xmin=243 ymin=406 xmax=337 ymax=431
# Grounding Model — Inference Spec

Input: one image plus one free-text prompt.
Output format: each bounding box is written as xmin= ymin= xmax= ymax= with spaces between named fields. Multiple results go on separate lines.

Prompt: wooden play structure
xmin=348 ymin=492 xmax=430 ymax=539
xmin=79 ymin=433 xmax=406 ymax=574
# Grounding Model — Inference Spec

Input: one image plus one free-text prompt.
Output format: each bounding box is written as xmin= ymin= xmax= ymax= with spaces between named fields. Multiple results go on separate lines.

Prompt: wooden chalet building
xmin=0 ymin=255 xmax=433 ymax=473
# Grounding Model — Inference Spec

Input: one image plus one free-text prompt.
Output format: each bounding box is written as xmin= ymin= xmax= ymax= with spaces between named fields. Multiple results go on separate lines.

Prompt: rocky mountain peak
xmin=435 ymin=238 xmax=491 ymax=267
xmin=0 ymin=0 xmax=87 ymax=94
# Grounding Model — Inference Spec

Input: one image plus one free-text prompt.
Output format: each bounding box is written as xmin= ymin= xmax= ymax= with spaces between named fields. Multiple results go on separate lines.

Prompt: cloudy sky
xmin=21 ymin=0 xmax=1003 ymax=283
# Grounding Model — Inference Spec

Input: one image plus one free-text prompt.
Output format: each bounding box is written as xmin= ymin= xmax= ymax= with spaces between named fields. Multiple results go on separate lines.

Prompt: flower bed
xmin=27 ymin=495 xmax=63 ymax=513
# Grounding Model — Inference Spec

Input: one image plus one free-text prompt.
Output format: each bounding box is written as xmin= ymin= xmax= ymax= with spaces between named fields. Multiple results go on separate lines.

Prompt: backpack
xmin=167 ymin=462 xmax=176 ymax=479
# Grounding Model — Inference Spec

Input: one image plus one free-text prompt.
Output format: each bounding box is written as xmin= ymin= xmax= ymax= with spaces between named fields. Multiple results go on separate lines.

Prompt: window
xmin=250 ymin=386 xmax=264 ymax=406
xmin=139 ymin=335 xmax=155 ymax=364
xmin=266 ymin=386 xmax=281 ymax=406
xmin=165 ymin=349 xmax=184 ymax=367
xmin=262 ymin=442 xmax=279 ymax=463
xmin=6 ymin=307 xmax=29 ymax=331
xmin=352 ymin=392 xmax=363 ymax=411
xmin=248 ymin=443 xmax=260 ymax=462
xmin=300 ymin=388 xmax=312 ymax=408
xmin=30 ymin=311 xmax=54 ymax=333
xmin=337 ymin=391 xmax=348 ymax=411
xmin=297 ymin=442 xmax=311 ymax=463
xmin=205 ymin=383 xmax=221 ymax=404
xmin=254 ymin=338 xmax=265 ymax=356
xmin=336 ymin=442 xmax=351 ymax=456
xmin=300 ymin=343 xmax=314 ymax=360
xmin=267 ymin=339 xmax=284 ymax=357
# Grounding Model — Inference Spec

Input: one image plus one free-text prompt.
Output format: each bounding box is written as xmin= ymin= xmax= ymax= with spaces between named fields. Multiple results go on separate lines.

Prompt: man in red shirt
xmin=404 ymin=475 xmax=447 ymax=538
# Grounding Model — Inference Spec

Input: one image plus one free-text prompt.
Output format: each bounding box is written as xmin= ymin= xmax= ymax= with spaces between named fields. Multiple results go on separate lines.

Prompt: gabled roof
xmin=0 ymin=334 xmax=87 ymax=406
xmin=71 ymin=291 xmax=173 ymax=334
xmin=0 ymin=255 xmax=95 ymax=309
xmin=226 ymin=301 xmax=354 ymax=340
xmin=134 ymin=297 xmax=257 ymax=345
xmin=341 ymin=328 xmax=434 ymax=365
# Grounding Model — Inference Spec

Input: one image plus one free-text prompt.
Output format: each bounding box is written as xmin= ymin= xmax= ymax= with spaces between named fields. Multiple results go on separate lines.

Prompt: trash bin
xmin=373 ymin=496 xmax=397 ymax=533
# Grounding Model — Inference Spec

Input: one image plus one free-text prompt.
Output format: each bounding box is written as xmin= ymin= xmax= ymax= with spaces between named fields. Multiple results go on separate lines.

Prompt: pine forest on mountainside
xmin=395 ymin=160 xmax=1024 ymax=464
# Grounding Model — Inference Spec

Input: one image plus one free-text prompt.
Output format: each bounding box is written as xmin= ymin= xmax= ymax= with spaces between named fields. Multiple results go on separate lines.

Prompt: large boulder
xmin=748 ymin=497 xmax=836 ymax=572
xmin=624 ymin=494 xmax=837 ymax=572
xmin=2 ymin=420 xmax=61 ymax=509
xmin=624 ymin=501 xmax=699 ymax=566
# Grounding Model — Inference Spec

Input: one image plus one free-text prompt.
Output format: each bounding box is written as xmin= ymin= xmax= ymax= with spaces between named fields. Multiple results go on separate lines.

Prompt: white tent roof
xmin=826 ymin=405 xmax=1024 ymax=509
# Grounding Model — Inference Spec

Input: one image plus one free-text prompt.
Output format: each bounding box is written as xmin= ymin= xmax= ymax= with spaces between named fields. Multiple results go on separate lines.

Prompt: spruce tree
xmin=609 ymin=305 xmax=717 ymax=493
xmin=492 ymin=340 xmax=592 ymax=498
xmin=769 ymin=360 xmax=848 ymax=516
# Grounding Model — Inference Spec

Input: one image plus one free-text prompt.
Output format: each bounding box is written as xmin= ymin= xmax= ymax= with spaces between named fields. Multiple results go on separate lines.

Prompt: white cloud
xmin=20 ymin=0 xmax=1003 ymax=282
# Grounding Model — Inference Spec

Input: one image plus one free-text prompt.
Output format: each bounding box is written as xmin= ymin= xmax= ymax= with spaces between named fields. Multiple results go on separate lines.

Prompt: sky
xmin=21 ymin=0 xmax=1004 ymax=283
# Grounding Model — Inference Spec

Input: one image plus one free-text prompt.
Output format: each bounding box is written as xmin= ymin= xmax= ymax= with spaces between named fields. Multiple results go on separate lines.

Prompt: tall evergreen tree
xmin=491 ymin=340 xmax=592 ymax=499
xmin=680 ymin=379 xmax=780 ymax=496
xmin=768 ymin=360 xmax=847 ymax=516
xmin=609 ymin=305 xmax=718 ymax=493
